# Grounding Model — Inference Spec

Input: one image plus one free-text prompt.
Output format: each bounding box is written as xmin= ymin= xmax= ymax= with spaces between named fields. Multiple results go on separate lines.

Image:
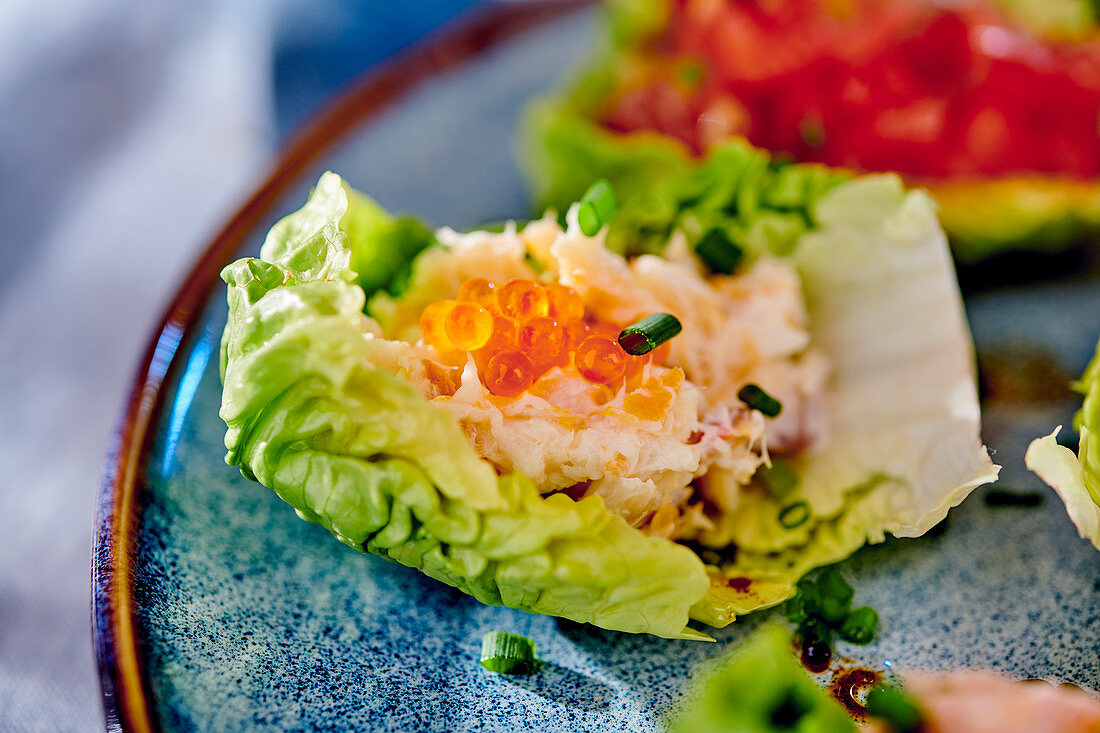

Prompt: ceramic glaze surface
xmin=119 ymin=7 xmax=1099 ymax=732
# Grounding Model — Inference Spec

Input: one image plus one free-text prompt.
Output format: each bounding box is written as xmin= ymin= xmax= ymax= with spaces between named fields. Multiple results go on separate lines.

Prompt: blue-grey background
xmin=0 ymin=2 xmax=481 ymax=730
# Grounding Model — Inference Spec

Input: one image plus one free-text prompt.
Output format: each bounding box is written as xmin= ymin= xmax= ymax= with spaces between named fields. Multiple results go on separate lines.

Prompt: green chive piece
xmin=480 ymin=631 xmax=537 ymax=675
xmin=783 ymin=594 xmax=808 ymax=625
xmin=794 ymin=577 xmax=822 ymax=617
xmin=577 ymin=201 xmax=601 ymax=236
xmin=866 ymin=685 xmax=924 ymax=733
xmin=760 ymin=458 xmax=799 ymax=499
xmin=799 ymin=618 xmax=833 ymax=648
xmin=619 ymin=313 xmax=682 ymax=356
xmin=778 ymin=500 xmax=810 ymax=529
xmin=694 ymin=227 xmax=744 ymax=274
xmin=839 ymin=606 xmax=878 ymax=645
xmin=577 ymin=179 xmax=617 ymax=236
xmin=817 ymin=570 xmax=855 ymax=624
xmin=738 ymin=383 xmax=782 ymax=417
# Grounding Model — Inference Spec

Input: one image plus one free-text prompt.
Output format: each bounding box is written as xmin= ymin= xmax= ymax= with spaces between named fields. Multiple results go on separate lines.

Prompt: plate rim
xmin=88 ymin=2 xmax=590 ymax=730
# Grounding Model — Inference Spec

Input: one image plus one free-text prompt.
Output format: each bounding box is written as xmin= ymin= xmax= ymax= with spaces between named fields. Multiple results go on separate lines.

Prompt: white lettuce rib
xmin=792 ymin=176 xmax=999 ymax=537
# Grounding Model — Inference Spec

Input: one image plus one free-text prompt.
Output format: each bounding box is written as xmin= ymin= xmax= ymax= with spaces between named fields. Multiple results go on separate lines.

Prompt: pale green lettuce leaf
xmin=1025 ymin=430 xmax=1100 ymax=549
xmin=791 ymin=178 xmax=999 ymax=533
xmin=689 ymin=177 xmax=999 ymax=625
xmin=1024 ymin=303 xmax=1100 ymax=551
xmin=220 ymin=172 xmax=711 ymax=640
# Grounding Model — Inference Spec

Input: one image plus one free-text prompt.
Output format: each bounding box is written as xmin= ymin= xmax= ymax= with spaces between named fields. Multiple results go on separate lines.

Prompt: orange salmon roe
xmin=457 ymin=276 xmax=498 ymax=311
xmin=564 ymin=321 xmax=591 ymax=349
xmin=650 ymin=340 xmax=672 ymax=366
xmin=575 ymin=336 xmax=627 ymax=384
xmin=497 ymin=279 xmax=549 ymax=320
xmin=546 ymin=283 xmax=584 ymax=322
xmin=444 ymin=302 xmax=493 ymax=350
xmin=518 ymin=317 xmax=566 ymax=369
xmin=587 ymin=321 xmax=624 ymax=340
xmin=420 ymin=300 xmax=457 ymax=352
xmin=424 ymin=277 xmax=677 ymax=405
xmin=477 ymin=315 xmax=517 ymax=357
xmin=483 ymin=350 xmax=537 ymax=397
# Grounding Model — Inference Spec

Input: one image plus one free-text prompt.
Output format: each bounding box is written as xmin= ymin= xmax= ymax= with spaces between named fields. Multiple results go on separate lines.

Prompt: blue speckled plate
xmin=92 ymin=3 xmax=1100 ymax=731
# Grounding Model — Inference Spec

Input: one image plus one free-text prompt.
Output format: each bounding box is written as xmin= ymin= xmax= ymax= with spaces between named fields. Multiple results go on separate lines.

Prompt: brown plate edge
xmin=88 ymin=2 xmax=592 ymax=730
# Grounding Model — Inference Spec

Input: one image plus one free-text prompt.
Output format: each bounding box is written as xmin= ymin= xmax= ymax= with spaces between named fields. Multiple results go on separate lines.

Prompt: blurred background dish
xmin=530 ymin=0 xmax=1100 ymax=259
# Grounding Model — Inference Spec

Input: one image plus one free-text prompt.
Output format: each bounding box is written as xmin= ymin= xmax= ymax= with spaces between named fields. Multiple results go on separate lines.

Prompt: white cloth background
xmin=0 ymin=0 xmax=514 ymax=727
xmin=0 ymin=0 xmax=487 ymax=726
xmin=0 ymin=3 xmax=274 ymax=728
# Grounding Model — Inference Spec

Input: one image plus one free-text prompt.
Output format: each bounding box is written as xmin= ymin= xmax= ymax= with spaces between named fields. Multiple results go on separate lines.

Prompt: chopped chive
xmin=799 ymin=618 xmax=834 ymax=650
xmin=738 ymin=384 xmax=782 ymax=417
xmin=866 ymin=685 xmax=923 ymax=733
xmin=577 ymin=179 xmax=617 ymax=236
xmin=694 ymin=227 xmax=743 ymax=274
xmin=817 ymin=570 xmax=854 ymax=624
xmin=783 ymin=594 xmax=808 ymax=625
xmin=577 ymin=202 xmax=602 ymax=237
xmin=778 ymin=500 xmax=810 ymax=529
xmin=760 ymin=458 xmax=799 ymax=499
xmin=794 ymin=577 xmax=822 ymax=617
xmin=480 ymin=631 xmax=537 ymax=675
xmin=839 ymin=606 xmax=878 ymax=645
xmin=619 ymin=313 xmax=682 ymax=356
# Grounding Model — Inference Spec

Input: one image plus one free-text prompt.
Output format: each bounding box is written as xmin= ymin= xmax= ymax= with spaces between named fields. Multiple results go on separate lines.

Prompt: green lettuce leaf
xmin=1024 ymin=337 xmax=1100 ymax=549
xmin=667 ymin=624 xmax=856 ymax=733
xmin=523 ymin=99 xmax=850 ymax=260
xmin=220 ymin=172 xmax=711 ymax=640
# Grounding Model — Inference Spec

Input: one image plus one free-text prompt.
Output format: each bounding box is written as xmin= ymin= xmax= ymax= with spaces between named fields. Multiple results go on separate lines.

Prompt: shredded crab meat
xmin=365 ymin=212 xmax=828 ymax=537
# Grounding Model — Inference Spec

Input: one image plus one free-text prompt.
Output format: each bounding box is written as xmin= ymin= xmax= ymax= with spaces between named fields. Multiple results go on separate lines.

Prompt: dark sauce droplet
xmin=801 ymin=638 xmax=832 ymax=673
